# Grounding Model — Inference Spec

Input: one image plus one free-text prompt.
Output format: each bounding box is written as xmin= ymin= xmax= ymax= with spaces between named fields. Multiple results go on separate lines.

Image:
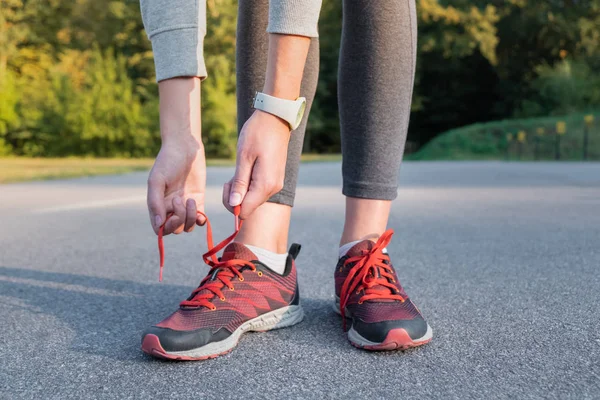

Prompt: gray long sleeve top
xmin=140 ymin=0 xmax=322 ymax=82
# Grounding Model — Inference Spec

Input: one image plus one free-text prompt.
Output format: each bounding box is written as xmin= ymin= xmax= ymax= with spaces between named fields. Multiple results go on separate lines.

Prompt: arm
xmin=224 ymin=33 xmax=310 ymax=219
xmin=224 ymin=0 xmax=322 ymax=219
xmin=141 ymin=0 xmax=208 ymax=234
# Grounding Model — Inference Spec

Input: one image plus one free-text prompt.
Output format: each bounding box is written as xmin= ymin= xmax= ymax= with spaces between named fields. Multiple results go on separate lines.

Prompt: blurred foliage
xmin=1 ymin=0 xmax=599 ymax=157
xmin=408 ymin=111 xmax=600 ymax=160
xmin=516 ymin=60 xmax=600 ymax=117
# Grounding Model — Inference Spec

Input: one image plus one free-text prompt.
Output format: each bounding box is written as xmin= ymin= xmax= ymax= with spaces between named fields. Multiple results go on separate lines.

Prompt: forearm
xmin=263 ymin=34 xmax=311 ymax=100
xmin=158 ymin=78 xmax=202 ymax=152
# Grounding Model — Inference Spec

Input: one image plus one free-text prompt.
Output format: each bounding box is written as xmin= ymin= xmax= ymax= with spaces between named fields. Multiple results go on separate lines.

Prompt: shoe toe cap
xmin=352 ymin=316 xmax=429 ymax=343
xmin=141 ymin=326 xmax=231 ymax=352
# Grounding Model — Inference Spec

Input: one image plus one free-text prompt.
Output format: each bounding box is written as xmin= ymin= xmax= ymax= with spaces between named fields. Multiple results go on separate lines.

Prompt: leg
xmin=333 ymin=0 xmax=430 ymax=352
xmin=236 ymin=0 xmax=319 ymax=252
xmin=338 ymin=0 xmax=417 ymax=244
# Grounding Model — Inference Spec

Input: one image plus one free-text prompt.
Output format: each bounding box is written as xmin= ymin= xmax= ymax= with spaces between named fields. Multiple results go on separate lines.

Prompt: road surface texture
xmin=1 ymin=162 xmax=599 ymax=399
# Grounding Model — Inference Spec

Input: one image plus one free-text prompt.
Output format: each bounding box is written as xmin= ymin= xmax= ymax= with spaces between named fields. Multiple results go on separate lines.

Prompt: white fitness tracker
xmin=252 ymin=92 xmax=307 ymax=131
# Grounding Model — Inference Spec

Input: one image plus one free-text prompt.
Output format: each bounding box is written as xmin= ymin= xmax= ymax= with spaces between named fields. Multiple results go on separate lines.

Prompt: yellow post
xmin=534 ymin=128 xmax=543 ymax=160
xmin=516 ymin=131 xmax=526 ymax=160
xmin=555 ymin=122 xmax=566 ymax=160
xmin=505 ymin=133 xmax=513 ymax=161
xmin=583 ymin=115 xmax=594 ymax=160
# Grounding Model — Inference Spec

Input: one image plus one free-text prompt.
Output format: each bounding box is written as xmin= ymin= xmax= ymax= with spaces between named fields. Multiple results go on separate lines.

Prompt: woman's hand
xmin=147 ymin=140 xmax=207 ymax=235
xmin=222 ymin=110 xmax=290 ymax=219
xmin=147 ymin=77 xmax=205 ymax=235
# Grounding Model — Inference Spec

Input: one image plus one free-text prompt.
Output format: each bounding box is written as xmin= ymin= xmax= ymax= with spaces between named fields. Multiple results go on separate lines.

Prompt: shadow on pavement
xmin=0 ymin=266 xmax=342 ymax=362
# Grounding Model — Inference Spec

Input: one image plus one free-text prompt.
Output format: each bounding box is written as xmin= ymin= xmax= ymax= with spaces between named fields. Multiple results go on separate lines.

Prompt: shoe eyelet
xmin=257 ymin=271 xmax=263 ymax=277
xmin=229 ymin=286 xmax=235 ymax=291
xmin=211 ymin=306 xmax=217 ymax=311
xmin=356 ymin=290 xmax=360 ymax=294
xmin=220 ymin=297 xmax=226 ymax=301
xmin=358 ymin=300 xmax=363 ymax=305
xmin=238 ymin=277 xmax=244 ymax=282
xmin=339 ymin=268 xmax=342 ymax=272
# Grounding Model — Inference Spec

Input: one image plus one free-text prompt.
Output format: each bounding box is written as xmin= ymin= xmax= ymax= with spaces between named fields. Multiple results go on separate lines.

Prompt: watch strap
xmin=253 ymin=92 xmax=306 ymax=130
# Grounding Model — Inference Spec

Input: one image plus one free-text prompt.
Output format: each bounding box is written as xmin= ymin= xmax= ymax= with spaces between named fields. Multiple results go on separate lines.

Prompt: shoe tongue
xmin=345 ymin=240 xmax=394 ymax=299
xmin=221 ymin=242 xmax=258 ymax=262
xmin=183 ymin=243 xmax=257 ymax=307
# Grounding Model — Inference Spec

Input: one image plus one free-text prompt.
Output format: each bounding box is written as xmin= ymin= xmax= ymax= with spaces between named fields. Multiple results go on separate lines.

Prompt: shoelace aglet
xmin=158 ymin=223 xmax=166 ymax=282
xmin=233 ymin=205 xmax=240 ymax=231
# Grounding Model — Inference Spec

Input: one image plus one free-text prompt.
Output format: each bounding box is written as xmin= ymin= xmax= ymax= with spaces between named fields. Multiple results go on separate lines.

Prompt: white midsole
xmin=333 ymin=296 xmax=433 ymax=345
xmin=166 ymin=305 xmax=304 ymax=358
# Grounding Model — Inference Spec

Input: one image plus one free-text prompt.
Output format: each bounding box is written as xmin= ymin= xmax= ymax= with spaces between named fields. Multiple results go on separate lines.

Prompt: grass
xmin=0 ymin=154 xmax=342 ymax=184
xmin=0 ymin=157 xmax=155 ymax=184
xmin=407 ymin=111 xmax=600 ymax=161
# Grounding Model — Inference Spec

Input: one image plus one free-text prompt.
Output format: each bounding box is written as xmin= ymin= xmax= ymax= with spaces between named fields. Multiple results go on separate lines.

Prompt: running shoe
xmin=335 ymin=230 xmax=432 ymax=350
xmin=142 ymin=208 xmax=303 ymax=360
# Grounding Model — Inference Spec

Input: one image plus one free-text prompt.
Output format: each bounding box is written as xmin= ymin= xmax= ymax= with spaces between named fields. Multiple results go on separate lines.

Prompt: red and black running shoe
xmin=335 ymin=229 xmax=432 ymax=351
xmin=142 ymin=208 xmax=303 ymax=360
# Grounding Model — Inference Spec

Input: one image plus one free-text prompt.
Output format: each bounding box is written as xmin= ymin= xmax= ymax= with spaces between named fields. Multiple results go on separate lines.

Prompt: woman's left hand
xmin=222 ymin=110 xmax=290 ymax=220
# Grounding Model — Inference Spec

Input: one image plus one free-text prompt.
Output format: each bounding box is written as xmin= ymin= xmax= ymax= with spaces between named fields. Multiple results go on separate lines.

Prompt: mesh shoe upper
xmin=334 ymin=230 xmax=428 ymax=340
xmin=145 ymin=241 xmax=299 ymax=352
xmin=156 ymin=243 xmax=298 ymax=333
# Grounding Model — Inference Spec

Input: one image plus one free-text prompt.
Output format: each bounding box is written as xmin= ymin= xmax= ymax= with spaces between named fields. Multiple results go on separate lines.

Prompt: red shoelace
xmin=338 ymin=229 xmax=405 ymax=329
xmin=157 ymin=205 xmax=257 ymax=309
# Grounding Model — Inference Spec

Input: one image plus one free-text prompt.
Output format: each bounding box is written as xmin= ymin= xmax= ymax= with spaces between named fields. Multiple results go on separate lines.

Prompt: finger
xmin=184 ymin=198 xmax=197 ymax=232
xmin=165 ymin=196 xmax=186 ymax=235
xmin=229 ymin=152 xmax=254 ymax=208
xmin=147 ymin=173 xmax=167 ymax=235
xmin=222 ymin=180 xmax=234 ymax=214
xmin=196 ymin=202 xmax=207 ymax=226
xmin=238 ymin=183 xmax=270 ymax=220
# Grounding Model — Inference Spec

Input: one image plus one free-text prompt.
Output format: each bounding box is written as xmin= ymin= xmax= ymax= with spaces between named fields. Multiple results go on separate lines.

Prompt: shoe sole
xmin=142 ymin=304 xmax=304 ymax=361
xmin=333 ymin=297 xmax=432 ymax=351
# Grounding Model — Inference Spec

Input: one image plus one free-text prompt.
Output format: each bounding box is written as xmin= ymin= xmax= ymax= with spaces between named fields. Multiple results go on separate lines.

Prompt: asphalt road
xmin=1 ymin=162 xmax=599 ymax=399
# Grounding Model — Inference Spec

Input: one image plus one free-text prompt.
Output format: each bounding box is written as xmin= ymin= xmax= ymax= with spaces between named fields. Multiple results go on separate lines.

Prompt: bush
xmin=517 ymin=60 xmax=600 ymax=118
xmin=409 ymin=112 xmax=600 ymax=161
xmin=4 ymin=47 xmax=158 ymax=157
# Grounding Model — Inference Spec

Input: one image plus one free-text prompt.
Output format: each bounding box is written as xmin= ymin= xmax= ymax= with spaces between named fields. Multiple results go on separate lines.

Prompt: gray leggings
xmin=237 ymin=0 xmax=417 ymax=206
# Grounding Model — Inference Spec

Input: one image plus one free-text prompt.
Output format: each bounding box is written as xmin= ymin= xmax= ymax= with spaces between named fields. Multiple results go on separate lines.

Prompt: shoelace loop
xmin=158 ymin=205 xmax=254 ymax=309
xmin=338 ymin=229 xmax=405 ymax=330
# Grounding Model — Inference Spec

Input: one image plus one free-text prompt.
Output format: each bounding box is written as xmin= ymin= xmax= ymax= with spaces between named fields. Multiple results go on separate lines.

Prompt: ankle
xmin=234 ymin=202 xmax=291 ymax=253
xmin=234 ymin=236 xmax=288 ymax=254
xmin=341 ymin=197 xmax=391 ymax=246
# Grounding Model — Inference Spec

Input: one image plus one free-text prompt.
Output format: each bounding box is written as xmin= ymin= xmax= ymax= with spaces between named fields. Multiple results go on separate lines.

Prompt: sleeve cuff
xmin=267 ymin=0 xmax=322 ymax=38
xmin=149 ymin=27 xmax=207 ymax=82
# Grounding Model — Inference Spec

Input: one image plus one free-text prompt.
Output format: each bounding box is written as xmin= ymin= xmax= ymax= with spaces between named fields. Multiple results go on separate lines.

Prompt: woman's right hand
xmin=146 ymin=77 xmax=206 ymax=235
xmin=147 ymin=140 xmax=207 ymax=235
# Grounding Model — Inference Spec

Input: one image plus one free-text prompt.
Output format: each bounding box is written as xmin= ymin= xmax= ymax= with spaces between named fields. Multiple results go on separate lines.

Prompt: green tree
xmin=202 ymin=0 xmax=238 ymax=158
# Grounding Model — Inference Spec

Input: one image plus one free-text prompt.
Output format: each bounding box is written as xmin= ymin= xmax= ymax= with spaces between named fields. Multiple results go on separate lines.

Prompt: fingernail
xmin=155 ymin=215 xmax=162 ymax=227
xmin=229 ymin=192 xmax=242 ymax=206
xmin=174 ymin=197 xmax=182 ymax=205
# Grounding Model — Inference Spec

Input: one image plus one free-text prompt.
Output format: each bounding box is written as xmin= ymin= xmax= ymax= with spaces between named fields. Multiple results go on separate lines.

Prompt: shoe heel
xmin=250 ymin=305 xmax=304 ymax=332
